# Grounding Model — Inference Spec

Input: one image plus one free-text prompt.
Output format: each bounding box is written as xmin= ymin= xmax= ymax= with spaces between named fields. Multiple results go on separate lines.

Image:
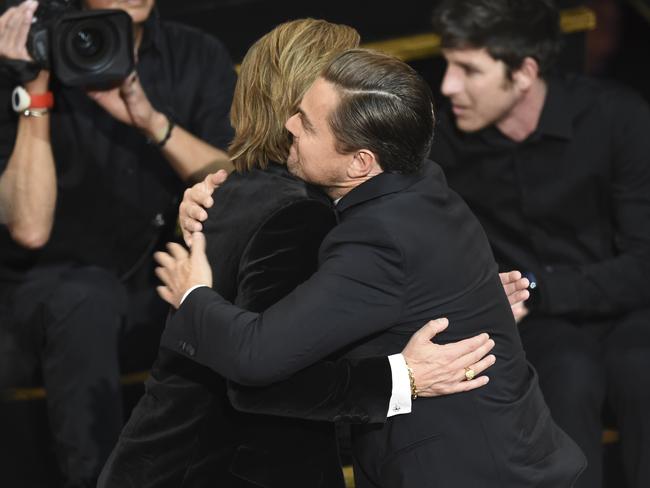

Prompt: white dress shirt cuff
xmin=386 ymin=353 xmax=412 ymax=417
xmin=180 ymin=285 xmax=209 ymax=306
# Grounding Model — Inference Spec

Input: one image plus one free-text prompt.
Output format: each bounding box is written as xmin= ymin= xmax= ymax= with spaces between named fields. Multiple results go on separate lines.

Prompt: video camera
xmin=2 ymin=0 xmax=134 ymax=86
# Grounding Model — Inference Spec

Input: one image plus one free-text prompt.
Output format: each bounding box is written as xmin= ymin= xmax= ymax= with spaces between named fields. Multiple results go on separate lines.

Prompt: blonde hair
xmin=229 ymin=19 xmax=360 ymax=172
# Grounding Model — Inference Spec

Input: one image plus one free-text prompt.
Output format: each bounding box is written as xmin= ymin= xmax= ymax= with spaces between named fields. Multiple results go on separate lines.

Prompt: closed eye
xmin=297 ymin=109 xmax=315 ymax=134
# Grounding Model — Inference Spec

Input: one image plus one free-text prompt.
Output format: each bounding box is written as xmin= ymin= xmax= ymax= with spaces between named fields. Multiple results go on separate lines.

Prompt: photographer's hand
xmin=87 ymin=71 xmax=159 ymax=132
xmin=0 ymin=0 xmax=38 ymax=62
xmin=88 ymin=72 xmax=233 ymax=181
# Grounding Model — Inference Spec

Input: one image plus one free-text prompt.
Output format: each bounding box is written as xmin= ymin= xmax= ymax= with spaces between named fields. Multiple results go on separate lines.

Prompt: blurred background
xmin=157 ymin=0 xmax=650 ymax=103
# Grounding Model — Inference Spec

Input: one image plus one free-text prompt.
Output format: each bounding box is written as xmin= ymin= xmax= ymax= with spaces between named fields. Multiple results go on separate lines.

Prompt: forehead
xmin=442 ymin=47 xmax=500 ymax=67
xmin=300 ymin=78 xmax=340 ymax=122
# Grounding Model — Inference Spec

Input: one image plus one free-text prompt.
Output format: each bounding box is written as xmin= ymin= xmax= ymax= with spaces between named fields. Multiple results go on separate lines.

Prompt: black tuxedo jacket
xmin=163 ymin=160 xmax=587 ymax=487
xmin=98 ymin=163 xmax=393 ymax=488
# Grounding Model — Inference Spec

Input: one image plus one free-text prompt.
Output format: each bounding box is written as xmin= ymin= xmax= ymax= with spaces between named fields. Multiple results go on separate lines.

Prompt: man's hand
xmin=179 ymin=171 xmax=228 ymax=246
xmin=499 ymin=270 xmax=529 ymax=308
xmin=0 ymin=0 xmax=37 ymax=62
xmin=154 ymin=232 xmax=212 ymax=309
xmin=402 ymin=318 xmax=496 ymax=397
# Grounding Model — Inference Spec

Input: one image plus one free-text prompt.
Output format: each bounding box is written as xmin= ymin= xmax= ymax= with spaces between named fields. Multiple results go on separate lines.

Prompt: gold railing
xmin=361 ymin=6 xmax=596 ymax=62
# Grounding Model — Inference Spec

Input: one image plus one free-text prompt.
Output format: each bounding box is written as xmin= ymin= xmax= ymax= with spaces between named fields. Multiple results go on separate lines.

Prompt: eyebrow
xmin=456 ymin=61 xmax=481 ymax=72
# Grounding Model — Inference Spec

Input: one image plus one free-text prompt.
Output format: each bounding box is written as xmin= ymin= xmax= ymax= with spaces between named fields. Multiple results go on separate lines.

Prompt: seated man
xmin=430 ymin=1 xmax=650 ymax=486
xmin=0 ymin=0 xmax=234 ymax=485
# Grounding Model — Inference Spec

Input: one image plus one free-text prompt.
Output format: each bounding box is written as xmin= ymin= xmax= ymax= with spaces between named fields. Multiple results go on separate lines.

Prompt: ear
xmin=347 ymin=149 xmax=381 ymax=178
xmin=512 ymin=56 xmax=539 ymax=92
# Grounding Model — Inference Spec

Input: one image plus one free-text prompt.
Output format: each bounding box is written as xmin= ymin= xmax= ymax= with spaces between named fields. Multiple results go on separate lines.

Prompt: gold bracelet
xmin=406 ymin=363 xmax=418 ymax=400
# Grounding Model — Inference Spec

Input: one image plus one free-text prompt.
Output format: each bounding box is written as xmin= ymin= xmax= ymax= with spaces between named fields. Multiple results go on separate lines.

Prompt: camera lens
xmin=72 ymin=28 xmax=104 ymax=59
xmin=51 ymin=9 xmax=134 ymax=86
xmin=62 ymin=18 xmax=118 ymax=72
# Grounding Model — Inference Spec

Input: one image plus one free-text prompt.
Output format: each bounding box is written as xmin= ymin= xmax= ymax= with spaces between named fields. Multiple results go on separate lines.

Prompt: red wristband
xmin=29 ymin=91 xmax=54 ymax=109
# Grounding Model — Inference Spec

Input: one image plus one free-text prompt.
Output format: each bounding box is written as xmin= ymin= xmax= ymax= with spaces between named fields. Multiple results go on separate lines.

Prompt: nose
xmin=285 ymin=113 xmax=299 ymax=135
xmin=441 ymin=65 xmax=462 ymax=98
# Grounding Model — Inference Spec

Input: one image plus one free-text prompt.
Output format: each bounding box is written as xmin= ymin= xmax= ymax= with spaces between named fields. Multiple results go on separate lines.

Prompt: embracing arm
xmin=208 ymin=199 xmax=393 ymax=422
xmin=161 ymin=217 xmax=407 ymax=385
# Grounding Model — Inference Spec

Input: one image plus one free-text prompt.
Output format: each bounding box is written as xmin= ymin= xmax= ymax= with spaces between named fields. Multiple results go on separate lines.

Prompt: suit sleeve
xmin=222 ymin=200 xmax=391 ymax=422
xmin=228 ymin=357 xmax=391 ymax=424
xmin=161 ymin=215 xmax=406 ymax=386
xmin=535 ymin=90 xmax=650 ymax=317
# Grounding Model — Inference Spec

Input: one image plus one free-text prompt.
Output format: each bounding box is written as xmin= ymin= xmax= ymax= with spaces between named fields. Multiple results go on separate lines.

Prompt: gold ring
xmin=464 ymin=367 xmax=475 ymax=381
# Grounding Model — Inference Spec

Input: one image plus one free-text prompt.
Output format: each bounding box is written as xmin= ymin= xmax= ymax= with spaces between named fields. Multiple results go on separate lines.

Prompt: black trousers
xmin=519 ymin=308 xmax=650 ymax=488
xmin=0 ymin=264 xmax=167 ymax=487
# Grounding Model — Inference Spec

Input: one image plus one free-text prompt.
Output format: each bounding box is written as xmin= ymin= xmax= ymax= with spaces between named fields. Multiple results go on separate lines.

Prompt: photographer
xmin=0 ymin=0 xmax=236 ymax=486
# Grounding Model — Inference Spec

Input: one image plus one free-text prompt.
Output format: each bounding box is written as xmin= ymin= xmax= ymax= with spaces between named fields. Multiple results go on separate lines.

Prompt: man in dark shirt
xmin=430 ymin=1 xmax=650 ymax=487
xmin=0 ymin=1 xmax=235 ymax=486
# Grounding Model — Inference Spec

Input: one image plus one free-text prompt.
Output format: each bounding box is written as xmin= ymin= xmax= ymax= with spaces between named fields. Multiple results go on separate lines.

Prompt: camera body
xmin=8 ymin=0 xmax=135 ymax=86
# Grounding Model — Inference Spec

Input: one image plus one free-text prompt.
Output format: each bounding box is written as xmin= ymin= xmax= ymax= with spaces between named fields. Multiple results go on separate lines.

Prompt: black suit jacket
xmin=98 ymin=164 xmax=392 ymax=488
xmin=162 ymin=160 xmax=586 ymax=487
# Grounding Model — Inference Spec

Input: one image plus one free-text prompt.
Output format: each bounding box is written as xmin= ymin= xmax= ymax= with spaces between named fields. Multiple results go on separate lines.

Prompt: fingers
xmin=499 ymin=270 xmax=521 ymax=285
xmin=154 ymin=264 xmax=172 ymax=287
xmin=501 ymin=272 xmax=529 ymax=292
xmin=453 ymin=375 xmax=490 ymax=393
xmin=470 ymin=353 xmax=496 ymax=377
xmin=180 ymin=186 xmax=211 ymax=219
xmin=512 ymin=302 xmax=530 ymax=323
xmin=449 ymin=337 xmax=495 ymax=373
xmin=453 ymin=353 xmax=495 ymax=384
xmin=8 ymin=5 xmax=31 ymax=56
xmin=186 ymin=196 xmax=209 ymax=221
xmin=0 ymin=1 xmax=37 ymax=61
xmin=412 ymin=317 xmax=448 ymax=342
xmin=441 ymin=331 xmax=491 ymax=359
xmin=156 ymin=285 xmax=176 ymax=308
xmin=508 ymin=288 xmax=529 ymax=306
xmin=190 ymin=231 xmax=206 ymax=256
xmin=179 ymin=182 xmax=212 ymax=246
xmin=119 ymin=71 xmax=139 ymax=98
xmin=153 ymin=250 xmax=172 ymax=267
xmin=207 ymin=169 xmax=228 ymax=188
xmin=166 ymin=242 xmax=188 ymax=261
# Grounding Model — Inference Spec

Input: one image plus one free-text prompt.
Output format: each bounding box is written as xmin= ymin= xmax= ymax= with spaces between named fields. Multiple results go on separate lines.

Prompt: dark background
xmin=157 ymin=0 xmax=650 ymax=102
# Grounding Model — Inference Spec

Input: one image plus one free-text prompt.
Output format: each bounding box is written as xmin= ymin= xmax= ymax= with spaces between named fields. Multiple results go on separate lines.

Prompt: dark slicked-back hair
xmin=433 ymin=0 xmax=561 ymax=78
xmin=321 ymin=49 xmax=435 ymax=174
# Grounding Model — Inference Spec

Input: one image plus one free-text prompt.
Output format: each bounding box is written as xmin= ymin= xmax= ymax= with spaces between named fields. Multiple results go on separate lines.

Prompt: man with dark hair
xmin=155 ymin=49 xmax=585 ymax=487
xmin=431 ymin=1 xmax=650 ymax=487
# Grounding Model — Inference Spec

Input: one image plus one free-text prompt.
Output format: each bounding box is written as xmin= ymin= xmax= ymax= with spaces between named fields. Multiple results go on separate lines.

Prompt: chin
xmin=456 ymin=117 xmax=488 ymax=133
xmin=126 ymin=9 xmax=152 ymax=24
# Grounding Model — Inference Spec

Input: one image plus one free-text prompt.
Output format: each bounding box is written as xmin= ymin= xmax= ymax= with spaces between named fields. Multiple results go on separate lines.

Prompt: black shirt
xmin=432 ymin=75 xmax=650 ymax=318
xmin=0 ymin=10 xmax=236 ymax=282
